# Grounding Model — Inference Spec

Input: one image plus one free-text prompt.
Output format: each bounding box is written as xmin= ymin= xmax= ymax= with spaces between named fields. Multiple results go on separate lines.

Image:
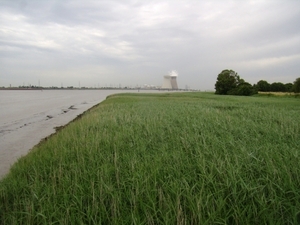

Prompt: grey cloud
xmin=0 ymin=0 xmax=300 ymax=89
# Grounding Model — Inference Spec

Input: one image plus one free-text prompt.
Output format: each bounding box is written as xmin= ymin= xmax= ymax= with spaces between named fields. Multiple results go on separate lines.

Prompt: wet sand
xmin=0 ymin=89 xmax=160 ymax=179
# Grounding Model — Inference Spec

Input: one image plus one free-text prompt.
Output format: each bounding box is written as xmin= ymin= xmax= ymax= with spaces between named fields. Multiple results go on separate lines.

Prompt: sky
xmin=0 ymin=0 xmax=300 ymax=90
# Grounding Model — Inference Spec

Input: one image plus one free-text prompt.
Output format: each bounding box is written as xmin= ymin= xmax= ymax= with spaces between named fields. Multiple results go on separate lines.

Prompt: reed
xmin=1 ymin=92 xmax=300 ymax=224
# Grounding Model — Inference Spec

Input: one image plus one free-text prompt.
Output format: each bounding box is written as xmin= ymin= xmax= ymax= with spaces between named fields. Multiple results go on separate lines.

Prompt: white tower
xmin=161 ymin=70 xmax=178 ymax=89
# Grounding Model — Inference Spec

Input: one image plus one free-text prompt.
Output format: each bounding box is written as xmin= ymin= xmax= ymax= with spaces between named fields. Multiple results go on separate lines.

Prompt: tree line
xmin=215 ymin=69 xmax=300 ymax=96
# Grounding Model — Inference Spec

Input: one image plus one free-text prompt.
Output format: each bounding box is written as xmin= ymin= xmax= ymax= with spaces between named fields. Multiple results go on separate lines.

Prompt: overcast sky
xmin=1 ymin=0 xmax=299 ymax=90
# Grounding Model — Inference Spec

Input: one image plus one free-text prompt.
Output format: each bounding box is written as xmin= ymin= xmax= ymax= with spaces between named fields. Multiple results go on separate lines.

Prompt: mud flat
xmin=0 ymin=89 xmax=161 ymax=178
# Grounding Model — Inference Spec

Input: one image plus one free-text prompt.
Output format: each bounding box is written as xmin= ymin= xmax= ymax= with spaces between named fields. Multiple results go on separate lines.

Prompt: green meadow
xmin=1 ymin=92 xmax=300 ymax=224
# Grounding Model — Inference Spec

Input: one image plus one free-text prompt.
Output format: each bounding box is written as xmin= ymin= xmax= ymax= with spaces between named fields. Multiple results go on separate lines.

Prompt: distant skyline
xmin=1 ymin=0 xmax=300 ymax=90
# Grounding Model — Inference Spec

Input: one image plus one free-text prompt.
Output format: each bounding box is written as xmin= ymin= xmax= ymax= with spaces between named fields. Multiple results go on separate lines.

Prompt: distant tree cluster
xmin=215 ymin=69 xmax=257 ymax=96
xmin=18 ymin=85 xmax=42 ymax=89
xmin=254 ymin=80 xmax=294 ymax=92
xmin=215 ymin=69 xmax=300 ymax=96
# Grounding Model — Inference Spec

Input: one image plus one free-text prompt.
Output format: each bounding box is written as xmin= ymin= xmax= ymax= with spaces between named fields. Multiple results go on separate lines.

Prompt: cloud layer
xmin=1 ymin=0 xmax=300 ymax=89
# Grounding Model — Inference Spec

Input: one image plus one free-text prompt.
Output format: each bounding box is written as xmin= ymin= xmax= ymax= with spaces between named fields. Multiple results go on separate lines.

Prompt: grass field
xmin=1 ymin=92 xmax=300 ymax=224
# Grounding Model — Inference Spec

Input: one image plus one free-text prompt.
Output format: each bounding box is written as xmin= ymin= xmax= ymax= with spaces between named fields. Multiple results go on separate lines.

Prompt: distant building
xmin=161 ymin=70 xmax=178 ymax=89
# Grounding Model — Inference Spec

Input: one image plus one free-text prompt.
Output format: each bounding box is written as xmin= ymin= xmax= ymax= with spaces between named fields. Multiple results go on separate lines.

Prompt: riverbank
xmin=0 ymin=89 xmax=169 ymax=178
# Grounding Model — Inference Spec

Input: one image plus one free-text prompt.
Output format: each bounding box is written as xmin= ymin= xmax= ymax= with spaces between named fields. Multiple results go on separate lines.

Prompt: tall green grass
xmin=1 ymin=92 xmax=300 ymax=224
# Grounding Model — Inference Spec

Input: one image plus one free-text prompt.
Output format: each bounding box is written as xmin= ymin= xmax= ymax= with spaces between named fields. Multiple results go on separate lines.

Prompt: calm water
xmin=0 ymin=89 xmax=161 ymax=178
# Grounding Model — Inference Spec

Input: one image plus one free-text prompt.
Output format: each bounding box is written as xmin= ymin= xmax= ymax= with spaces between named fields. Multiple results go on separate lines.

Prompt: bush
xmin=228 ymin=82 xmax=257 ymax=96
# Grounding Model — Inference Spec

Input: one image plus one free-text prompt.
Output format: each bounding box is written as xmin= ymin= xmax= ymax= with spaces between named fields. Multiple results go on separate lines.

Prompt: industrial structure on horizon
xmin=161 ymin=70 xmax=178 ymax=89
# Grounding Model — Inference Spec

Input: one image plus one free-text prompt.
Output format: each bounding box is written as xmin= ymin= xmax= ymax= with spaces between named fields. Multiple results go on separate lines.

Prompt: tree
xmin=293 ymin=77 xmax=300 ymax=93
xmin=270 ymin=82 xmax=286 ymax=92
xmin=215 ymin=69 xmax=240 ymax=95
xmin=284 ymin=83 xmax=293 ymax=92
xmin=215 ymin=69 xmax=256 ymax=96
xmin=256 ymin=80 xmax=271 ymax=92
